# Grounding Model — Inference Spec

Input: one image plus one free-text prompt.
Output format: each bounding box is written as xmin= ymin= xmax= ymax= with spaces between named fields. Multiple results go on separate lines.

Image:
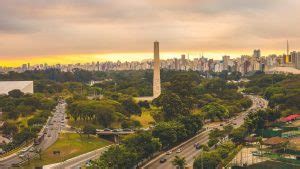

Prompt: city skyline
xmin=1 ymin=0 xmax=300 ymax=66
xmin=0 ymin=48 xmax=296 ymax=67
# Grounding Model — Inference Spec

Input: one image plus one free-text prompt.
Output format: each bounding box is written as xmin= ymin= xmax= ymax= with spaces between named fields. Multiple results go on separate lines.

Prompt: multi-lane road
xmin=143 ymin=95 xmax=268 ymax=169
xmin=0 ymin=100 xmax=67 ymax=168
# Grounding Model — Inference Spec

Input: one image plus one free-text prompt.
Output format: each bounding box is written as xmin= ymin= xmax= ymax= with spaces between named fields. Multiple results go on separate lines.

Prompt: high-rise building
xmin=153 ymin=41 xmax=161 ymax=98
xmin=295 ymin=52 xmax=300 ymax=69
xmin=222 ymin=55 xmax=230 ymax=71
xmin=253 ymin=49 xmax=261 ymax=58
xmin=174 ymin=58 xmax=179 ymax=70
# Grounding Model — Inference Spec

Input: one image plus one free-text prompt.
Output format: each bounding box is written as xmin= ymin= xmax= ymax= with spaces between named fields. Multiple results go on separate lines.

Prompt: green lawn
xmin=131 ymin=109 xmax=155 ymax=127
xmin=7 ymin=115 xmax=35 ymax=129
xmin=23 ymin=133 xmax=112 ymax=168
xmin=68 ymin=108 xmax=155 ymax=128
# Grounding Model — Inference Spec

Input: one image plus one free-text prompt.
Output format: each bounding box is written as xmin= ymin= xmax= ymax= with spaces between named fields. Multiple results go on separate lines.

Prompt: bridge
xmin=96 ymin=130 xmax=135 ymax=143
xmin=96 ymin=130 xmax=135 ymax=135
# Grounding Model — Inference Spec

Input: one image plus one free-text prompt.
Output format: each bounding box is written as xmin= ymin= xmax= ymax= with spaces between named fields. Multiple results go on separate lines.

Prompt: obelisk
xmin=153 ymin=41 xmax=161 ymax=98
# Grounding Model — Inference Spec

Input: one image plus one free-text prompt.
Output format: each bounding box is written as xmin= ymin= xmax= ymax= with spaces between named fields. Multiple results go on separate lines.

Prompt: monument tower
xmin=153 ymin=41 xmax=161 ymax=98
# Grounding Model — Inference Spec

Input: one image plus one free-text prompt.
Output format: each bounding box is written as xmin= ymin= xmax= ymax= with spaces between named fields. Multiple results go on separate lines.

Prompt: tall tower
xmin=153 ymin=41 xmax=161 ymax=98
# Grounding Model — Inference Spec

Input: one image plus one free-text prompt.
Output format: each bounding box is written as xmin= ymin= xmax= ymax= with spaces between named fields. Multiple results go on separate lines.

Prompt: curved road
xmin=143 ymin=95 xmax=268 ymax=169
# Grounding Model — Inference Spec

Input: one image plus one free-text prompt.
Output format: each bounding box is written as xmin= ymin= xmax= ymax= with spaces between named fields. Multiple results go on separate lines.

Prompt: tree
xmin=216 ymin=141 xmax=235 ymax=159
xmin=82 ymin=125 xmax=96 ymax=138
xmin=1 ymin=122 xmax=18 ymax=137
xmin=208 ymin=138 xmax=219 ymax=147
xmin=160 ymin=93 xmax=187 ymax=120
xmin=201 ymin=102 xmax=229 ymax=121
xmin=92 ymin=145 xmax=138 ymax=168
xmin=168 ymin=74 xmax=198 ymax=98
xmin=8 ymin=89 xmax=24 ymax=98
xmin=121 ymin=98 xmax=141 ymax=117
xmin=27 ymin=117 xmax=46 ymax=127
xmin=194 ymin=151 xmax=222 ymax=169
xmin=179 ymin=114 xmax=203 ymax=136
xmin=172 ymin=156 xmax=187 ymax=169
xmin=152 ymin=121 xmax=187 ymax=148
xmin=16 ymin=104 xmax=33 ymax=116
xmin=138 ymin=100 xmax=150 ymax=109
xmin=229 ymin=126 xmax=248 ymax=144
xmin=122 ymin=131 xmax=161 ymax=161
xmin=223 ymin=124 xmax=234 ymax=134
xmin=95 ymin=105 xmax=115 ymax=128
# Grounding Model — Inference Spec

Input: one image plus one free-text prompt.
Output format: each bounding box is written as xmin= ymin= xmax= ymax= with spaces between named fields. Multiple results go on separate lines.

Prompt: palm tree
xmin=172 ymin=156 xmax=186 ymax=169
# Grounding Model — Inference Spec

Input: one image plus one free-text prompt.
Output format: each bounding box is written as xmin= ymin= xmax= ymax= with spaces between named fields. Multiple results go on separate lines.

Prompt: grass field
xmin=131 ymin=109 xmax=155 ymax=127
xmin=7 ymin=115 xmax=35 ymax=129
xmin=68 ymin=108 xmax=155 ymax=128
xmin=23 ymin=133 xmax=111 ymax=168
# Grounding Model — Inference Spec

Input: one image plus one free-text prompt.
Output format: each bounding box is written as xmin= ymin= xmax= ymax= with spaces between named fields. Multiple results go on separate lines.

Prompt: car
xmin=86 ymin=160 xmax=92 ymax=167
xmin=233 ymin=123 xmax=237 ymax=125
xmin=29 ymin=147 xmax=35 ymax=152
xmin=18 ymin=154 xmax=25 ymax=158
xmin=47 ymin=134 xmax=51 ymax=137
xmin=220 ymin=124 xmax=224 ymax=126
xmin=166 ymin=150 xmax=172 ymax=155
xmin=112 ymin=129 xmax=120 ymax=132
xmin=159 ymin=158 xmax=167 ymax=163
xmin=252 ymin=151 xmax=262 ymax=156
xmin=0 ymin=149 xmax=5 ymax=155
xmin=20 ymin=147 xmax=29 ymax=153
xmin=195 ymin=144 xmax=202 ymax=150
xmin=103 ymin=128 xmax=112 ymax=131
xmin=176 ymin=148 xmax=182 ymax=153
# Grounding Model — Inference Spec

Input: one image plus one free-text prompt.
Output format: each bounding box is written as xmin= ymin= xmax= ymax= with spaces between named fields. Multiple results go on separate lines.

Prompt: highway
xmin=0 ymin=100 xmax=67 ymax=168
xmin=143 ymin=95 xmax=268 ymax=169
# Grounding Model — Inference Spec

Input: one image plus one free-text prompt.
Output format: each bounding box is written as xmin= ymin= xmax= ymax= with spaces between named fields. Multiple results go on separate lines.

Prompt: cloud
xmin=0 ymin=0 xmax=299 ymax=63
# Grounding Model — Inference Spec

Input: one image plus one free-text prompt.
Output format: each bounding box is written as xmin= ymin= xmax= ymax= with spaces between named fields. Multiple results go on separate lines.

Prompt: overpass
xmin=96 ymin=130 xmax=135 ymax=143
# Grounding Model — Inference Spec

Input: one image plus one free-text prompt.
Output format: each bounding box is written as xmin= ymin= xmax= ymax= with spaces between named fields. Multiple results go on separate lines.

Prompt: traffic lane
xmin=149 ymin=133 xmax=210 ymax=169
xmin=183 ymin=96 xmax=265 ymax=166
xmin=144 ymin=95 xmax=266 ymax=169
xmin=184 ymin=135 xmax=209 ymax=166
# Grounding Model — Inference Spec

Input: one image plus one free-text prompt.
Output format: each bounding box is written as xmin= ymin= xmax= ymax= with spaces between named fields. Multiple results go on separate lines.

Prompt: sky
xmin=1 ymin=0 xmax=300 ymax=67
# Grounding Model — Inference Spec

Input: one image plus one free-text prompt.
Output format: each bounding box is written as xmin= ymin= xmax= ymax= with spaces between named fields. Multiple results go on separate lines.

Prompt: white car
xmin=18 ymin=154 xmax=25 ymax=158
xmin=29 ymin=147 xmax=35 ymax=152
xmin=176 ymin=148 xmax=182 ymax=153
xmin=166 ymin=150 xmax=172 ymax=155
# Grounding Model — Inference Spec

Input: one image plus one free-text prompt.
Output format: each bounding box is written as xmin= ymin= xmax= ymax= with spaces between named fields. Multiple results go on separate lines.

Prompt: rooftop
xmin=0 ymin=81 xmax=33 ymax=94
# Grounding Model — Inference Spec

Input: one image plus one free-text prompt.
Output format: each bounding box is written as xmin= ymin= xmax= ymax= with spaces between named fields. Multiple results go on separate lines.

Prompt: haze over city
xmin=1 ymin=0 xmax=300 ymax=66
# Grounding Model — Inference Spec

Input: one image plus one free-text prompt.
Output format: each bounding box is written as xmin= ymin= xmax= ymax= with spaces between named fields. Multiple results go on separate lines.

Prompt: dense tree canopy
xmin=122 ymin=131 xmax=161 ymax=161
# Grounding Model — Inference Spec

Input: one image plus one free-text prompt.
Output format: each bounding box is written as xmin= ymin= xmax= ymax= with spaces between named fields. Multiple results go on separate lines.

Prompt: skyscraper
xmin=253 ymin=49 xmax=261 ymax=58
xmin=153 ymin=41 xmax=161 ymax=98
xmin=222 ymin=55 xmax=230 ymax=71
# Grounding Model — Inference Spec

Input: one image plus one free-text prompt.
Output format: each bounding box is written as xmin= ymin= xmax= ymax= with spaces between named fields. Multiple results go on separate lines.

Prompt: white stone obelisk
xmin=153 ymin=41 xmax=161 ymax=98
